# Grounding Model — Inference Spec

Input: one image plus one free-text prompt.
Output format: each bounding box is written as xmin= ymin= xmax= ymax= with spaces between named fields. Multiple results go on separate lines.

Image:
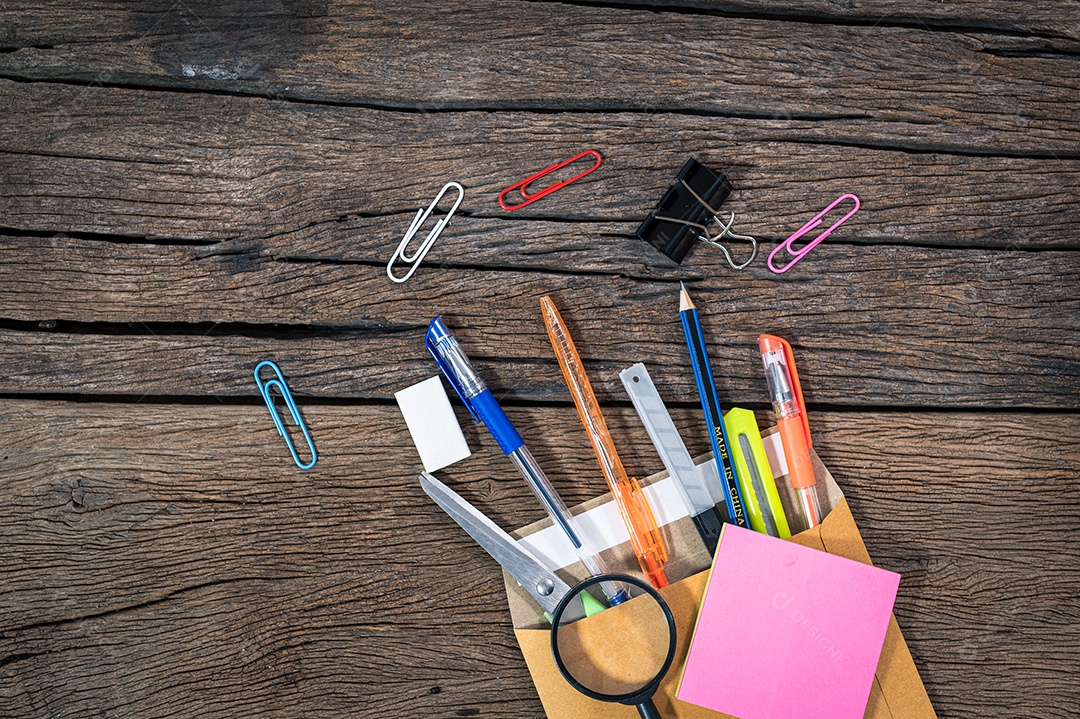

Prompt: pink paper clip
xmin=497 ymin=150 xmax=602 ymax=211
xmin=767 ymin=194 xmax=860 ymax=274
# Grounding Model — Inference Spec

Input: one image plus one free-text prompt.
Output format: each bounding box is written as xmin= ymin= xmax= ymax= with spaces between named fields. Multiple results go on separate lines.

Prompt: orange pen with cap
xmin=758 ymin=335 xmax=821 ymax=529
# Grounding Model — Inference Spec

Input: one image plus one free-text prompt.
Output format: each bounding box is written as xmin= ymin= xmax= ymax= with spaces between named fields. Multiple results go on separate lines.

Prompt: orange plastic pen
xmin=540 ymin=296 xmax=669 ymax=588
xmin=758 ymin=335 xmax=821 ymax=529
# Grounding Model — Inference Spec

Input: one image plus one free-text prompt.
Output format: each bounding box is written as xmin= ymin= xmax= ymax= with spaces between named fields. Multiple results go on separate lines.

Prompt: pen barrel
xmin=426 ymin=319 xmax=487 ymax=398
xmin=509 ymin=448 xmax=630 ymax=606
xmin=776 ymin=417 xmax=815 ymax=490
xmin=614 ymin=480 xmax=669 ymax=589
xmin=471 ymin=390 xmax=524 ymax=455
xmin=643 ymin=560 xmax=669 ymax=590
xmin=542 ymin=296 xmax=668 ymax=589
xmin=508 ymin=447 xmax=581 ymax=547
xmin=796 ymin=486 xmax=822 ymax=529
xmin=631 ymin=537 xmax=669 ymax=589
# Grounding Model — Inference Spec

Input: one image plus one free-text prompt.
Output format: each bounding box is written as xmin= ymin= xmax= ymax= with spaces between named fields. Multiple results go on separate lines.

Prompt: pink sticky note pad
xmin=678 ymin=525 xmax=900 ymax=719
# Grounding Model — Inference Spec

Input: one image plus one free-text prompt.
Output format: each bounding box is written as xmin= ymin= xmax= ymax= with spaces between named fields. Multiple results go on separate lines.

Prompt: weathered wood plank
xmin=3 ymin=90 xmax=1078 ymax=250
xmin=2 ymin=82 xmax=1076 ymax=246
xmin=2 ymin=578 xmax=535 ymax=718
xmin=3 ymin=0 xmax=1078 ymax=48
xmin=1 ymin=401 xmax=1077 ymax=717
xmin=544 ymin=0 xmax=1080 ymax=41
xmin=0 ymin=2 xmax=1077 ymax=153
xmin=0 ymin=235 xmax=1076 ymax=408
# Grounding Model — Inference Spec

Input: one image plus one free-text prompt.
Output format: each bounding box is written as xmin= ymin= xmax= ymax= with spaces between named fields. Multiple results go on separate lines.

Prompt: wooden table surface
xmin=1 ymin=2 xmax=1078 ymax=717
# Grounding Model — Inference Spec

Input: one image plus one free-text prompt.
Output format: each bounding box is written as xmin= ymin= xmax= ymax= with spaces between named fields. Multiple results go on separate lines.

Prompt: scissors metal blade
xmin=420 ymin=472 xmax=580 ymax=619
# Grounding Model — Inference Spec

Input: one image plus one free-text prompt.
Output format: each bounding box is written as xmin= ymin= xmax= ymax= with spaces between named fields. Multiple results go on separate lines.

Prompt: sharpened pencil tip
xmin=679 ymin=283 xmax=694 ymax=312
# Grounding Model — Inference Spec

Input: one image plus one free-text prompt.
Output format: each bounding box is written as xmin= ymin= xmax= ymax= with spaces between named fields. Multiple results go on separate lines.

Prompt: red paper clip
xmin=497 ymin=150 xmax=603 ymax=211
xmin=767 ymin=194 xmax=860 ymax=274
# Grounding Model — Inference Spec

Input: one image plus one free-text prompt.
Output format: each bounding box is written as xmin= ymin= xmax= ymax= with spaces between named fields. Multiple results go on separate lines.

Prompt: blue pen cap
xmin=425 ymin=315 xmax=452 ymax=346
xmin=425 ymin=317 xmax=525 ymax=455
xmin=425 ymin=317 xmax=486 ymax=421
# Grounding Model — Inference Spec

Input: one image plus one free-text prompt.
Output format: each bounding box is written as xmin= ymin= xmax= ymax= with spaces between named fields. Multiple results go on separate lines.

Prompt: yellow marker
xmin=723 ymin=407 xmax=791 ymax=538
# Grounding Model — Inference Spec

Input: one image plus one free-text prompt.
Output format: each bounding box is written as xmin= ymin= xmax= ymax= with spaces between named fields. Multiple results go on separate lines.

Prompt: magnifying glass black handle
xmin=636 ymin=699 xmax=662 ymax=719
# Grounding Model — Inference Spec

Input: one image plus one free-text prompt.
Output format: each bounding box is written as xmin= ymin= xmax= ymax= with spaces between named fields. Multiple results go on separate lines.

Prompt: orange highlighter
xmin=541 ymin=296 xmax=669 ymax=588
xmin=758 ymin=335 xmax=821 ymax=529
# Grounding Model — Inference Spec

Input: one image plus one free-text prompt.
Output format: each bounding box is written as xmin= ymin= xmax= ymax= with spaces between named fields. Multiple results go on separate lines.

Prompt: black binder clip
xmin=636 ymin=158 xmax=757 ymax=269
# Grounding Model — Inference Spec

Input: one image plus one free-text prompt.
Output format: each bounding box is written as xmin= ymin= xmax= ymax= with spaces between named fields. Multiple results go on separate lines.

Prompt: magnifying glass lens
xmin=553 ymin=582 xmax=672 ymax=697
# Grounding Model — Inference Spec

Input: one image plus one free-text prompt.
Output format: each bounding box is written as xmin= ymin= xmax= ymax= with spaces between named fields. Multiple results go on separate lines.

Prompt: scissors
xmin=420 ymin=472 xmax=679 ymax=719
xmin=420 ymin=471 xmax=604 ymax=621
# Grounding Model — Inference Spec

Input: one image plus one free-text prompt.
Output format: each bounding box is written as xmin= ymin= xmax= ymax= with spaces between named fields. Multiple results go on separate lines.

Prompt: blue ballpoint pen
xmin=425 ymin=317 xmax=628 ymax=605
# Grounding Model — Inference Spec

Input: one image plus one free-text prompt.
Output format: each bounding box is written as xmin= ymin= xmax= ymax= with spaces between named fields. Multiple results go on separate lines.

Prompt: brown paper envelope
xmin=516 ymin=570 xmax=712 ymax=719
xmin=506 ymin=455 xmax=936 ymax=719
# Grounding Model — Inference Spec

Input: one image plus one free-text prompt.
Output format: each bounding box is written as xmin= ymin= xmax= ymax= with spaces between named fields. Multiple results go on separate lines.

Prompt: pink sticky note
xmin=678 ymin=525 xmax=900 ymax=719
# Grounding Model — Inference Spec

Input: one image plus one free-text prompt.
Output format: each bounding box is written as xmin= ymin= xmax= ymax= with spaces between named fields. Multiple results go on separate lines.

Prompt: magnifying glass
xmin=550 ymin=574 xmax=677 ymax=719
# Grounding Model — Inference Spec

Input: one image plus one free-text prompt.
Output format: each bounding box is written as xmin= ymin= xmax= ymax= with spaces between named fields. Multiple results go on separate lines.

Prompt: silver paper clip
xmin=254 ymin=360 xmax=317 ymax=470
xmin=387 ymin=181 xmax=465 ymax=284
xmin=768 ymin=193 xmax=860 ymax=274
xmin=653 ymin=179 xmax=758 ymax=270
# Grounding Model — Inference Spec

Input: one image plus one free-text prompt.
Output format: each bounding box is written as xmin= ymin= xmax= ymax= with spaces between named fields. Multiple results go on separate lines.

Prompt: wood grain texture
xmin=0 ymin=401 xmax=1077 ymax=718
xmin=0 ymin=234 xmax=1076 ymax=408
xmin=0 ymin=2 xmax=1077 ymax=154
xmin=2 ymin=81 xmax=1077 ymax=246
xmin=2 ymin=0 xmax=1079 ymax=46
xmin=534 ymin=0 xmax=1080 ymax=42
xmin=1 ymin=1 xmax=1077 ymax=716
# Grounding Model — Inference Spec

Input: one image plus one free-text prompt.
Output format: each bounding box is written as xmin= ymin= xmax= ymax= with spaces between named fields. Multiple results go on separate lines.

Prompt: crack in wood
xmin=3 ymin=576 xmax=304 ymax=636
xmin=0 ymin=317 xmax=424 ymax=340
xmin=518 ymin=0 xmax=1080 ymax=42
xmin=0 ymin=70 xmax=879 ymax=121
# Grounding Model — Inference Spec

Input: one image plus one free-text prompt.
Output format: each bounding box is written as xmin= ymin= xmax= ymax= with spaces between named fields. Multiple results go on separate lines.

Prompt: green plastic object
xmin=723 ymin=407 xmax=792 ymax=539
xmin=580 ymin=590 xmax=608 ymax=617
xmin=544 ymin=590 xmax=607 ymax=625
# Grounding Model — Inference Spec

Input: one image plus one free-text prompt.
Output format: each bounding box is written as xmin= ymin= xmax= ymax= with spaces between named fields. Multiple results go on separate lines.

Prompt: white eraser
xmin=395 ymin=376 xmax=471 ymax=472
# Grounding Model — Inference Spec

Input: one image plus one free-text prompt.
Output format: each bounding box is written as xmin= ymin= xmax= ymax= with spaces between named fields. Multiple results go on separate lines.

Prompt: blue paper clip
xmin=254 ymin=360 xmax=317 ymax=470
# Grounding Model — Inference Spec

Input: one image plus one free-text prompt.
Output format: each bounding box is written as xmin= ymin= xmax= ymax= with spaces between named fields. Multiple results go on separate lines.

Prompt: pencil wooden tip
xmin=679 ymin=283 xmax=694 ymax=312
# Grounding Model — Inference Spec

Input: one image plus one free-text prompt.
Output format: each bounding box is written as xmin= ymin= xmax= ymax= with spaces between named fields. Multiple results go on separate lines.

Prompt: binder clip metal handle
xmin=702 ymin=212 xmax=757 ymax=270
xmin=636 ymin=158 xmax=757 ymax=269
xmin=654 ymin=205 xmax=758 ymax=270
xmin=651 ymin=178 xmax=758 ymax=270
xmin=387 ymin=181 xmax=465 ymax=284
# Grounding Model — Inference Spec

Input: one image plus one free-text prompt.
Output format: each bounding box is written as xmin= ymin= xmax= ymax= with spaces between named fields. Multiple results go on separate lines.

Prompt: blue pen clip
xmin=424 ymin=317 xmax=482 ymax=422
xmin=254 ymin=360 xmax=317 ymax=470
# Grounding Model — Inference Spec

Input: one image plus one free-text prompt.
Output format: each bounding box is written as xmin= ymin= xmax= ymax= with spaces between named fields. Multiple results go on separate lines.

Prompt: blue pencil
xmin=679 ymin=283 xmax=749 ymax=529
